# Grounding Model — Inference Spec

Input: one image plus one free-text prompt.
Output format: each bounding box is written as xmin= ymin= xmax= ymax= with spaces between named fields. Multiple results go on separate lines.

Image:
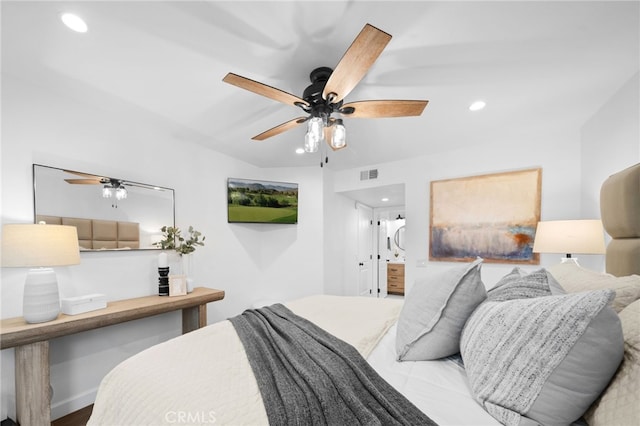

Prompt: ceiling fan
xmin=64 ymin=170 xmax=124 ymax=188
xmin=63 ymin=170 xmax=152 ymax=190
xmin=222 ymin=23 xmax=428 ymax=165
xmin=63 ymin=170 xmax=130 ymax=206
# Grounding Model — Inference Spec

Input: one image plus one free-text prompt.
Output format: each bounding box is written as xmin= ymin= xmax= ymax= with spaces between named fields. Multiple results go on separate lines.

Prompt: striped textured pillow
xmin=461 ymin=289 xmax=623 ymax=426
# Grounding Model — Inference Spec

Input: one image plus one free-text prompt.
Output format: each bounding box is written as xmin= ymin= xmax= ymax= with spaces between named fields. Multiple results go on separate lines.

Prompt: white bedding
xmin=367 ymin=323 xmax=500 ymax=426
xmin=88 ymin=295 xmax=498 ymax=425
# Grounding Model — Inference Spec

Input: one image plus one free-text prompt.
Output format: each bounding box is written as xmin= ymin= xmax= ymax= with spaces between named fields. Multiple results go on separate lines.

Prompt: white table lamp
xmin=2 ymin=223 xmax=80 ymax=323
xmin=532 ymin=219 xmax=606 ymax=264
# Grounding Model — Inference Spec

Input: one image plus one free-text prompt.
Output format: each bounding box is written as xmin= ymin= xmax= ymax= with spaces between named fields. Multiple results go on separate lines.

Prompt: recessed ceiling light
xmin=469 ymin=100 xmax=486 ymax=111
xmin=381 ymin=197 xmax=389 ymax=202
xmin=295 ymin=148 xmax=305 ymax=154
xmin=61 ymin=13 xmax=88 ymax=33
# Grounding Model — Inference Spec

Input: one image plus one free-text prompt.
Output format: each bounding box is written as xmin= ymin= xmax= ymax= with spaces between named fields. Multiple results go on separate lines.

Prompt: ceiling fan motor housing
xmin=303 ymin=67 xmax=342 ymax=116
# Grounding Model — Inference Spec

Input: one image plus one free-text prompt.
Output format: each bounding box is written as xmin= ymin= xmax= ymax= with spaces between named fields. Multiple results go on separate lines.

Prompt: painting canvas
xmin=430 ymin=168 xmax=541 ymax=264
xmin=227 ymin=178 xmax=298 ymax=224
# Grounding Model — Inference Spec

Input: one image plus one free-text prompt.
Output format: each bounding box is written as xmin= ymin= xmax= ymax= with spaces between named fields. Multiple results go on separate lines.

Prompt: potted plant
xmin=154 ymin=226 xmax=205 ymax=292
xmin=154 ymin=225 xmax=205 ymax=254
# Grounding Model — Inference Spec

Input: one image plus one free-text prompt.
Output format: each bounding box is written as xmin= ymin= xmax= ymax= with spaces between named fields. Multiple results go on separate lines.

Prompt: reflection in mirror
xmin=394 ymin=225 xmax=406 ymax=251
xmin=33 ymin=164 xmax=175 ymax=251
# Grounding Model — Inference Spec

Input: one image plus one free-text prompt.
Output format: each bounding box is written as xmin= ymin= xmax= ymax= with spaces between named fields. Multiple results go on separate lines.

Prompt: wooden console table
xmin=0 ymin=287 xmax=225 ymax=425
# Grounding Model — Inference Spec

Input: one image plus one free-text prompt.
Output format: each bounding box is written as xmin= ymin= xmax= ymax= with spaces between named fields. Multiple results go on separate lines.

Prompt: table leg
xmin=15 ymin=341 xmax=50 ymax=425
xmin=182 ymin=304 xmax=207 ymax=334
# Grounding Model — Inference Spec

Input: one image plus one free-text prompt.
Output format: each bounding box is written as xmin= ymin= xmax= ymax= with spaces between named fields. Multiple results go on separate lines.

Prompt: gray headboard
xmin=600 ymin=163 xmax=640 ymax=276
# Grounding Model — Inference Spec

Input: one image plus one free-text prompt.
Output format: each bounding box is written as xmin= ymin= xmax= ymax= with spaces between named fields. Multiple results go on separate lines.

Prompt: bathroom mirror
xmin=33 ymin=164 xmax=175 ymax=251
xmin=394 ymin=225 xmax=405 ymax=251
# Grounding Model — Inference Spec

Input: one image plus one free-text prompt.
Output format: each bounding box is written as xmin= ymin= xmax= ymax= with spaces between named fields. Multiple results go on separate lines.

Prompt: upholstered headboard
xmin=36 ymin=215 xmax=140 ymax=250
xmin=600 ymin=163 xmax=640 ymax=276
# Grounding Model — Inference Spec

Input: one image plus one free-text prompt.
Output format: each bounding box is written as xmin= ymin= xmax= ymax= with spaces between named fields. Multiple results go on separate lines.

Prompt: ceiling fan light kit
xmin=64 ymin=170 xmax=130 ymax=208
xmin=102 ymin=182 xmax=127 ymax=201
xmin=222 ymin=23 xmax=428 ymax=166
xmin=331 ymin=119 xmax=346 ymax=150
xmin=304 ymin=116 xmax=323 ymax=153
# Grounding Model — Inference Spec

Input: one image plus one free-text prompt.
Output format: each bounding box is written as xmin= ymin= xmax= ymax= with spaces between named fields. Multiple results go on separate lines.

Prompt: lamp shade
xmin=2 ymin=224 xmax=80 ymax=323
xmin=532 ymin=220 xmax=606 ymax=255
xmin=2 ymin=224 xmax=80 ymax=267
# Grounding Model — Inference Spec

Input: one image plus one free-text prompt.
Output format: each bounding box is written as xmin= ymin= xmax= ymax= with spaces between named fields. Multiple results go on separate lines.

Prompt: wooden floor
xmin=51 ymin=405 xmax=93 ymax=426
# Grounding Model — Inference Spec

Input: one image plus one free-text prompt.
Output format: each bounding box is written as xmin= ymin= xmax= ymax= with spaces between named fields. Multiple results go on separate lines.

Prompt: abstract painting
xmin=430 ymin=168 xmax=541 ymax=264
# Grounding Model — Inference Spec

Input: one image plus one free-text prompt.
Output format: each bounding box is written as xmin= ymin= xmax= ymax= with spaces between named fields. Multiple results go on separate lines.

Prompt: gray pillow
xmin=487 ymin=267 xmax=565 ymax=301
xmin=460 ymin=290 xmax=623 ymax=426
xmin=396 ymin=258 xmax=485 ymax=361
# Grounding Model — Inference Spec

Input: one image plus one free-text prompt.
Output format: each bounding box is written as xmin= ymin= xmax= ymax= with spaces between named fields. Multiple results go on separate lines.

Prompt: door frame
xmin=356 ymin=203 xmax=374 ymax=297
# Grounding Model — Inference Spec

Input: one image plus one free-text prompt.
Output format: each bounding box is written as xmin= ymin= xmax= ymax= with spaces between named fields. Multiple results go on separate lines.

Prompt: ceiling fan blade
xmin=341 ymin=100 xmax=429 ymax=118
xmin=64 ymin=170 xmax=105 ymax=179
xmin=322 ymin=24 xmax=392 ymax=104
xmin=64 ymin=178 xmax=102 ymax=185
xmin=252 ymin=117 xmax=308 ymax=141
xmin=223 ymin=73 xmax=309 ymax=108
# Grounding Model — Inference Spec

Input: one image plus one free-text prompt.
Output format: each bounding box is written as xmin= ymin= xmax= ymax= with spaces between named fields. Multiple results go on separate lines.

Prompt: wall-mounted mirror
xmin=33 ymin=164 xmax=175 ymax=251
xmin=394 ymin=225 xmax=406 ymax=251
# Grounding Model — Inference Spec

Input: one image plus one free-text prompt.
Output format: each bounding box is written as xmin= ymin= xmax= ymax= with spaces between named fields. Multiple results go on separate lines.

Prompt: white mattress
xmin=367 ymin=323 xmax=500 ymax=426
xmin=88 ymin=295 xmax=499 ymax=425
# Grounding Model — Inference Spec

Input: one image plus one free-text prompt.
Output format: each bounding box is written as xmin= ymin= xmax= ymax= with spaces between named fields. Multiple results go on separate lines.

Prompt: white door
xmin=357 ymin=204 xmax=374 ymax=297
xmin=377 ymin=219 xmax=388 ymax=298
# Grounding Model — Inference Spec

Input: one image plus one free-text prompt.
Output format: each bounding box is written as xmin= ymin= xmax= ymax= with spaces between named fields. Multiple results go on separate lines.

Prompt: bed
xmin=88 ymin=164 xmax=639 ymax=426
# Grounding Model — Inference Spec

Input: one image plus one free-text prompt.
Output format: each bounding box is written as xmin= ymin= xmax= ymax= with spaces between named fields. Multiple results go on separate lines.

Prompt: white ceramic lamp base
xmin=23 ymin=267 xmax=61 ymax=323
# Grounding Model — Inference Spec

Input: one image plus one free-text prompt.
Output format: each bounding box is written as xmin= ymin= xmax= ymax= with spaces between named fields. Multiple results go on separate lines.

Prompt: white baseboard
xmin=51 ymin=388 xmax=98 ymax=421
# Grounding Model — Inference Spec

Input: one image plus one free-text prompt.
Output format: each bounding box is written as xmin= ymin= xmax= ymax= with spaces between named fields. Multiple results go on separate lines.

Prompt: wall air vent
xmin=360 ymin=169 xmax=379 ymax=181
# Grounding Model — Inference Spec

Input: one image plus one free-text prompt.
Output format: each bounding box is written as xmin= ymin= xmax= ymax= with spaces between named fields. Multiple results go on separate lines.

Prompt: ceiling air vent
xmin=360 ymin=169 xmax=379 ymax=181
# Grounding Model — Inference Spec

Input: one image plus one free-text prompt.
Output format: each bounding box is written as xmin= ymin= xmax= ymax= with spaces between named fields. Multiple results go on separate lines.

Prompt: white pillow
xmin=396 ymin=258 xmax=485 ymax=361
xmin=548 ymin=262 xmax=640 ymax=312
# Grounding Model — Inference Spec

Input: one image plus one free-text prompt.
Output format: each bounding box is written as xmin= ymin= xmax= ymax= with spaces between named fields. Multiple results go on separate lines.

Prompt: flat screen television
xmin=227 ymin=178 xmax=298 ymax=224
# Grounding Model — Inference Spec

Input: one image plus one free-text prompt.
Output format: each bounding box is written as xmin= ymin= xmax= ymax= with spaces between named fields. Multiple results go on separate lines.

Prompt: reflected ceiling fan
xmin=64 ymin=170 xmax=129 ymax=206
xmin=222 ymin=23 xmax=428 ymax=165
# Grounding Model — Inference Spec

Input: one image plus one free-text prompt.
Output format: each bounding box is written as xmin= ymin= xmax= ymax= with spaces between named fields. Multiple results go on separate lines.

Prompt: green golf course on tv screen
xmin=227 ymin=178 xmax=298 ymax=224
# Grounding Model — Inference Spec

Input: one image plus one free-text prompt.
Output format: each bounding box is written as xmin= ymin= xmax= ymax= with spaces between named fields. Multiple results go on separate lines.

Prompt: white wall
xmin=0 ymin=75 xmax=324 ymax=420
xmin=581 ymin=72 xmax=640 ymax=218
xmin=327 ymin=72 xmax=640 ymax=295
xmin=329 ymin=135 xmax=581 ymax=293
xmin=580 ymin=72 xmax=640 ymax=270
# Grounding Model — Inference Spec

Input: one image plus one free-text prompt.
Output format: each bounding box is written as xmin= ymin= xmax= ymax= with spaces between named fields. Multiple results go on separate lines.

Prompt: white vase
xmin=23 ymin=268 xmax=60 ymax=323
xmin=181 ymin=254 xmax=194 ymax=293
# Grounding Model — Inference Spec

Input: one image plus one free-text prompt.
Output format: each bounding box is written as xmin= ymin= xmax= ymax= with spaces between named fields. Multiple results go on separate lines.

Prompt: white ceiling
xmin=2 ymin=1 xmax=639 ymax=174
xmin=340 ymin=183 xmax=406 ymax=209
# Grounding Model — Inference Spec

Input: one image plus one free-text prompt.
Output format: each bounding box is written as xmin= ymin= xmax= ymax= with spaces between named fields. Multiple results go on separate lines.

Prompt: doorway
xmin=339 ymin=183 xmax=406 ymax=298
xmin=376 ymin=209 xmax=406 ymax=298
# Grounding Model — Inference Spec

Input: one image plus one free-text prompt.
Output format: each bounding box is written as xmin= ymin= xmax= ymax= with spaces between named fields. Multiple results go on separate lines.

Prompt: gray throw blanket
xmin=229 ymin=304 xmax=437 ymax=426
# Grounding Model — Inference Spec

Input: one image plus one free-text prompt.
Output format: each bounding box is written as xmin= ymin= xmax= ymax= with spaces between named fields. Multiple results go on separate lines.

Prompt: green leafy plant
xmin=154 ymin=225 xmax=205 ymax=255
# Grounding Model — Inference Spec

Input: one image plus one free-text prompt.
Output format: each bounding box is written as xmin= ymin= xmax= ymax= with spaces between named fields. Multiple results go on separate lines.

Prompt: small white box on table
xmin=61 ymin=294 xmax=107 ymax=315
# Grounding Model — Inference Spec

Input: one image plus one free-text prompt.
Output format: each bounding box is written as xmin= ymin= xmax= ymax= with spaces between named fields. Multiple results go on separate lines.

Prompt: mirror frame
xmin=394 ymin=225 xmax=406 ymax=251
xmin=32 ymin=164 xmax=175 ymax=251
